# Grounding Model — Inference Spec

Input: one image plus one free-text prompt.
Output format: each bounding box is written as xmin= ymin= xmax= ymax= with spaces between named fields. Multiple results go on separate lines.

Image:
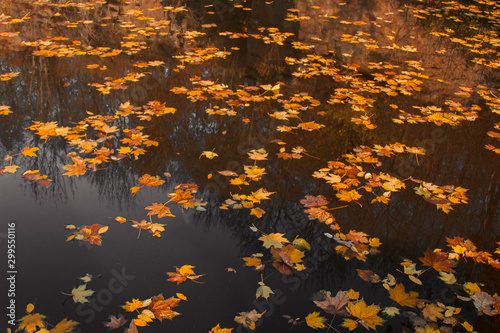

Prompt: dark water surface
xmin=1 ymin=0 xmax=499 ymax=332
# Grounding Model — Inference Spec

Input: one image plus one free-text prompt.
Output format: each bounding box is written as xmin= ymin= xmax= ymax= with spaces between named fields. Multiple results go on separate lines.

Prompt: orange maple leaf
xmin=122 ymin=298 xmax=143 ymax=312
xmin=419 ymin=248 xmax=457 ymax=273
xmin=138 ymin=174 xmax=165 ymax=187
xmin=21 ymin=146 xmax=39 ymax=157
xmin=18 ymin=312 xmax=46 ymax=333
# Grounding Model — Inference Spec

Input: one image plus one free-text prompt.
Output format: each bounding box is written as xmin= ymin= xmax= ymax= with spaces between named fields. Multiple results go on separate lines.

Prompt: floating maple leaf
xmin=166 ymin=265 xmax=204 ymax=284
xmin=256 ymin=281 xmax=274 ymax=299
xmin=18 ymin=309 xmax=46 ymax=333
xmin=347 ymin=300 xmax=384 ymax=330
xmin=419 ymin=248 xmax=457 ymax=273
xmin=422 ymin=303 xmax=444 ymax=322
xmin=259 ymin=233 xmax=289 ymax=249
xmin=68 ymin=284 xmax=94 ymax=304
xmin=122 ymin=299 xmax=143 ymax=312
xmin=148 ymin=294 xmax=182 ymax=321
xmin=270 ymin=244 xmax=305 ymax=275
xmin=22 ymin=170 xmax=52 ymax=187
xmin=63 ymin=156 xmax=87 ymax=177
xmin=138 ymin=174 xmax=165 ymax=187
xmin=67 ymin=224 xmax=108 ymax=245
xmin=471 ymin=292 xmax=498 ymax=316
xmin=313 ymin=290 xmax=349 ymax=315
xmin=242 ymin=255 xmax=264 ymax=271
xmin=300 ymin=194 xmax=329 ymax=207
xmin=305 ymin=311 xmax=326 ymax=330
xmin=247 ymin=148 xmax=268 ymax=160
xmin=103 ymin=314 xmax=127 ymax=329
xmin=388 ymin=284 xmax=420 ymax=308
xmin=145 ymin=203 xmax=175 ymax=218
xmin=209 ymin=324 xmax=233 ymax=333
xmin=50 ymin=318 xmax=79 ymax=333
xmin=356 ymin=269 xmax=381 ymax=283
xmin=234 ymin=310 xmax=263 ymax=330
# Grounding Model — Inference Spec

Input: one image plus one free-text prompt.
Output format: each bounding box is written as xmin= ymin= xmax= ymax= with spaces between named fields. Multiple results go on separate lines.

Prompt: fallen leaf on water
xmin=256 ymin=281 xmax=274 ymax=299
xmin=166 ymin=265 xmax=204 ymax=284
xmin=259 ymin=233 xmax=289 ymax=249
xmin=305 ymin=311 xmax=326 ymax=330
xmin=234 ymin=310 xmax=263 ymax=330
xmin=63 ymin=284 xmax=94 ymax=304
xmin=388 ymin=283 xmax=420 ymax=308
xmin=347 ymin=300 xmax=385 ymax=330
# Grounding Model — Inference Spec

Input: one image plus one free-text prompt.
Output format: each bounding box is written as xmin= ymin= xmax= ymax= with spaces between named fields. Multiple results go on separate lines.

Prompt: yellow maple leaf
xmin=130 ymin=186 xmax=142 ymax=195
xmin=49 ymin=318 xmax=79 ymax=333
xmin=138 ymin=174 xmax=165 ymax=187
xmin=346 ymin=289 xmax=360 ymax=300
xmin=209 ymin=324 xmax=233 ymax=332
xmin=305 ymin=312 xmax=326 ymax=330
xmin=250 ymin=188 xmax=275 ymax=202
xmin=347 ymin=300 xmax=384 ymax=330
xmin=259 ymin=233 xmax=289 ymax=248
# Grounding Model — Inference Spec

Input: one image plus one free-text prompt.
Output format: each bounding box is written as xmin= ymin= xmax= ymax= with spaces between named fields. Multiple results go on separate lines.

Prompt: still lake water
xmin=1 ymin=0 xmax=499 ymax=332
